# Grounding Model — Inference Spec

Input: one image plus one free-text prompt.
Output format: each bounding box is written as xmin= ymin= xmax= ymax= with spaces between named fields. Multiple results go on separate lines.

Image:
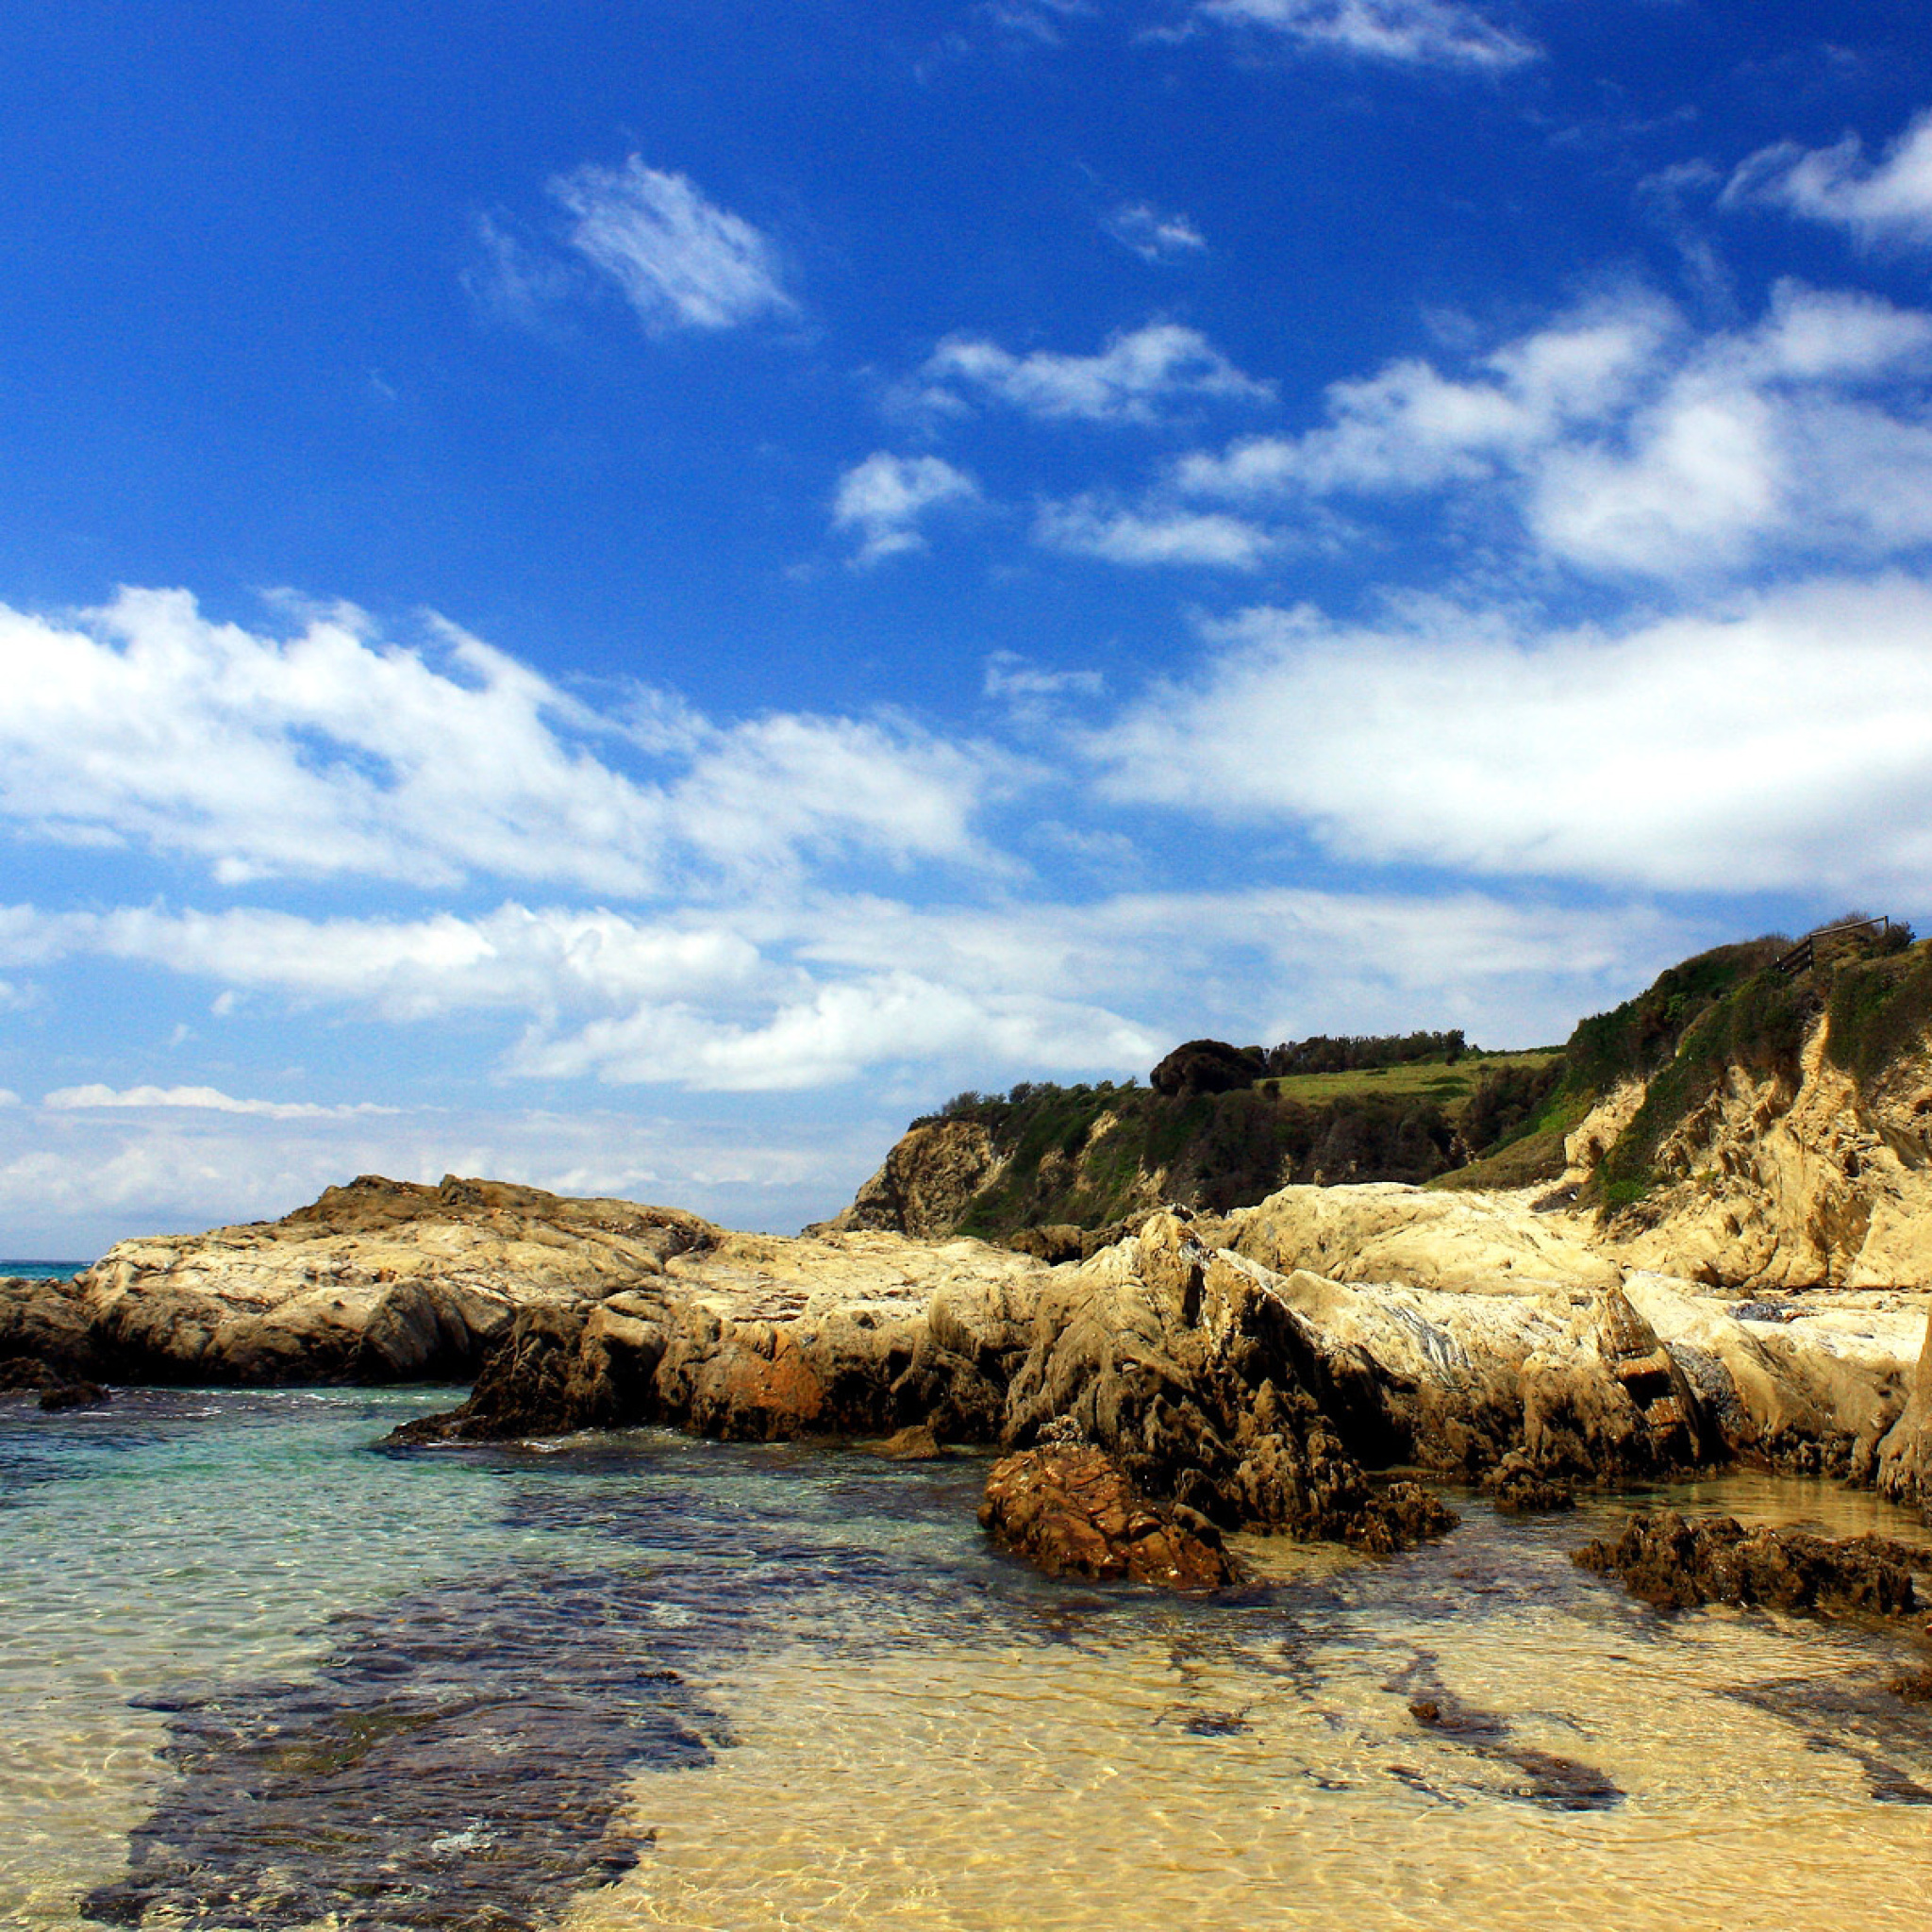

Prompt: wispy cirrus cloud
xmin=1033 ymin=494 xmax=1279 ymax=567
xmin=1728 ymin=108 xmax=1932 ymax=250
xmin=916 ymin=322 xmax=1272 ymax=424
xmin=548 ymin=157 xmax=795 ymax=332
xmin=832 ymin=452 xmax=981 ymax=562
xmin=1197 ymin=0 xmax=1538 ymax=73
xmin=1103 ymin=202 xmax=1208 ymax=263
xmin=44 ymin=1084 xmax=401 ymax=1122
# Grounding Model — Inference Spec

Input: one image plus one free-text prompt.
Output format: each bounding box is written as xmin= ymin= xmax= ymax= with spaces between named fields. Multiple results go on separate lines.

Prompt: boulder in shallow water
xmin=978 ymin=1439 xmax=1237 ymax=1590
xmin=1573 ymin=1507 xmax=1923 ymax=1617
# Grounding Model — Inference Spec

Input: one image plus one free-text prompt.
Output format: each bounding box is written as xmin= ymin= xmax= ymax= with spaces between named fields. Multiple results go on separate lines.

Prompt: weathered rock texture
xmin=1877 ymin=1314 xmax=1932 ymax=1521
xmin=46 ymin=1162 xmax=1932 ymax=1574
xmin=818 ymin=1120 xmax=1008 ymax=1241
xmin=978 ymin=1440 xmax=1236 ymax=1589
xmin=1596 ymin=1021 xmax=1932 ymax=1291
xmin=1574 ymin=1508 xmax=1925 ymax=1618
xmin=70 ymin=1174 xmax=718 ymax=1384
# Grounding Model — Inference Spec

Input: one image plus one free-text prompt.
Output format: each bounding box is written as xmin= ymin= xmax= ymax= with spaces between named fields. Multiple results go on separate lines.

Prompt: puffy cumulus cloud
xmin=511 ymin=970 xmax=1159 ymax=1091
xmin=43 ymin=1084 xmax=400 ymax=1122
xmin=918 ymin=323 xmax=1272 ymax=424
xmin=1176 ymin=294 xmax=1674 ymax=499
xmin=832 ymin=452 xmax=980 ymax=563
xmin=1102 ymin=202 xmax=1208 ymax=263
xmin=0 ymin=589 xmax=1008 ymax=891
xmin=548 ymin=158 xmax=794 ymax=333
xmin=1198 ymin=0 xmax=1538 ymax=72
xmin=1033 ymin=495 xmax=1279 ymax=567
xmin=1729 ymin=108 xmax=1932 ymax=250
xmin=1086 ymin=574 xmax=1932 ymax=895
xmin=1170 ymin=283 xmax=1932 ymax=580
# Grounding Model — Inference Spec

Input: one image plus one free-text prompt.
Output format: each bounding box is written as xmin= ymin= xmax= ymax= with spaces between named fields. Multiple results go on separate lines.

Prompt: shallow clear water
xmin=3 ymin=1389 xmax=1930 ymax=1932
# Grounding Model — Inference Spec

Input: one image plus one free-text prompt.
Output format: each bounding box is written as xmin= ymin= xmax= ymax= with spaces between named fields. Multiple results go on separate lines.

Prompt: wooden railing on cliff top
xmin=1774 ymin=916 xmax=1892 ymax=977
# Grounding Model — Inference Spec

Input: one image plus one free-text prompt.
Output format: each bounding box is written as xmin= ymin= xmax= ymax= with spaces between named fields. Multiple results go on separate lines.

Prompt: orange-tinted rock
xmin=978 ymin=1441 xmax=1237 ymax=1591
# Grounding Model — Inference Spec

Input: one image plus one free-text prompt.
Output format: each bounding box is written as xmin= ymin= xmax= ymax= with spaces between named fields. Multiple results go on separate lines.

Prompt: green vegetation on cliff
xmin=875 ymin=918 xmax=1929 ymax=1241
xmin=920 ymin=1042 xmax=1561 ymax=1238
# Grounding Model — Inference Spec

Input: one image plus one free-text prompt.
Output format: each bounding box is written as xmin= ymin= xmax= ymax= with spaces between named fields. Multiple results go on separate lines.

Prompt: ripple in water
xmin=4 ymin=1395 xmax=1931 ymax=1931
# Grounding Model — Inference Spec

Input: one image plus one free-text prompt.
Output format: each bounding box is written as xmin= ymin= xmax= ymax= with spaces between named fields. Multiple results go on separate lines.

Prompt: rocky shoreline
xmin=7 ymin=1169 xmax=1929 ymax=1596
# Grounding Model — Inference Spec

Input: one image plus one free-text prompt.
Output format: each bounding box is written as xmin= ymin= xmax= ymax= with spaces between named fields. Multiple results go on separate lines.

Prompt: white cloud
xmin=0 ymin=1098 xmax=889 ymax=1252
xmin=43 ymin=1084 xmax=400 ymax=1122
xmin=1199 ymin=0 xmax=1538 ymax=72
xmin=0 ymin=589 xmax=1007 ymax=891
xmin=1035 ymin=495 xmax=1278 ymax=567
xmin=1103 ymin=202 xmax=1208 ymax=263
xmin=462 ymin=212 xmax=579 ymax=328
xmin=1176 ymin=294 xmax=1674 ymax=498
xmin=1088 ymin=573 xmax=1932 ymax=894
xmin=548 ymin=157 xmax=794 ymax=332
xmin=832 ymin=452 xmax=980 ymax=562
xmin=919 ymin=322 xmax=1272 ymax=424
xmin=1729 ymin=108 xmax=1932 ymax=249
xmin=983 ymin=652 xmax=1106 ymax=704
xmin=0 ymin=1089 xmax=19 ymax=1108
xmin=1171 ymin=283 xmax=1932 ymax=579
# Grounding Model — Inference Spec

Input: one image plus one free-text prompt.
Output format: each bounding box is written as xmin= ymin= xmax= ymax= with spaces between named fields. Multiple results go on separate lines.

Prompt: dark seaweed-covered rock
xmin=1482 ymin=1453 xmax=1575 ymax=1514
xmin=38 ymin=1378 xmax=109 ymax=1411
xmin=978 ymin=1439 xmax=1237 ymax=1590
xmin=1574 ymin=1508 xmax=1923 ymax=1617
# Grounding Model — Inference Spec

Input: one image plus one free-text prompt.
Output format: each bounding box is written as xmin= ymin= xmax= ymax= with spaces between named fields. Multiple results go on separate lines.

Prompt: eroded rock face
xmin=1001 ymin=1214 xmax=1457 ymax=1549
xmin=1574 ymin=1508 xmax=1924 ymax=1617
xmin=71 ymin=1174 xmax=718 ymax=1386
xmin=0 ymin=1274 xmax=100 ymax=1378
xmin=1876 ymin=1314 xmax=1932 ymax=1521
xmin=1589 ymin=1023 xmax=1932 ymax=1291
xmin=817 ymin=1120 xmax=1008 ymax=1241
xmin=978 ymin=1439 xmax=1236 ymax=1590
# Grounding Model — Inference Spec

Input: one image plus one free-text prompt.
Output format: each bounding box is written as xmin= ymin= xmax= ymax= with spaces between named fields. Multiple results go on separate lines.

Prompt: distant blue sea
xmin=0 ymin=1261 xmax=88 ymax=1282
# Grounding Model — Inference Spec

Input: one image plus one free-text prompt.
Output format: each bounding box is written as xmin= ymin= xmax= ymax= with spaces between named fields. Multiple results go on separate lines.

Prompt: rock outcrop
xmin=70 ymin=1174 xmax=718 ymax=1385
xmin=817 ymin=1119 xmax=1008 ymax=1241
xmin=1596 ymin=1021 xmax=1932 ymax=1291
xmin=1877 ymin=1313 xmax=1932 ymax=1521
xmin=1574 ymin=1508 xmax=1925 ymax=1617
xmin=978 ymin=1436 xmax=1237 ymax=1589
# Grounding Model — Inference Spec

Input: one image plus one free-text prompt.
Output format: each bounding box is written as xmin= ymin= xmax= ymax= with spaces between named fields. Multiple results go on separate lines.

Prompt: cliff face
xmin=1592 ymin=1017 xmax=1932 ymax=1291
xmin=820 ymin=1120 xmax=1008 ymax=1241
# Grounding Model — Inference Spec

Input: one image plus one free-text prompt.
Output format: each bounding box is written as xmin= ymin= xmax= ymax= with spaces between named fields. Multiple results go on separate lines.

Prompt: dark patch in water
xmin=1724 ymin=1672 xmax=1932 ymax=1806
xmin=1386 ymin=1654 xmax=1623 ymax=1812
xmin=82 ymin=1564 xmax=732 ymax=1930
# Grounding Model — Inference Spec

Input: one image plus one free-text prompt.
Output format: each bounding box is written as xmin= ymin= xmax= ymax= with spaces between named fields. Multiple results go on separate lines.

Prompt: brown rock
xmin=1574 ymin=1507 xmax=1923 ymax=1617
xmin=978 ymin=1441 xmax=1237 ymax=1591
xmin=870 ymin=1424 xmax=943 ymax=1460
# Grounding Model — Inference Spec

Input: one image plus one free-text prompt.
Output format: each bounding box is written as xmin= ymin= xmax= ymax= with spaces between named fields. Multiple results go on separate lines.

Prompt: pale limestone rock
xmin=1224 ymin=1182 xmax=1623 ymax=1296
xmin=1562 ymin=1080 xmax=1645 ymax=1177
xmin=1583 ymin=1021 xmax=1932 ymax=1291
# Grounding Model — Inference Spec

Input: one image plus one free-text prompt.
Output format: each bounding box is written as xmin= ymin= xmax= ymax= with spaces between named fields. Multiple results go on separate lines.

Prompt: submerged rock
xmin=1574 ymin=1507 xmax=1924 ymax=1617
xmin=978 ymin=1439 xmax=1237 ymax=1590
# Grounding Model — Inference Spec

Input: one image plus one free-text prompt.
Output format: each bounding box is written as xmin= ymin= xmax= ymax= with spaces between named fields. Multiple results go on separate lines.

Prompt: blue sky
xmin=5 ymin=0 xmax=1932 ymax=1253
